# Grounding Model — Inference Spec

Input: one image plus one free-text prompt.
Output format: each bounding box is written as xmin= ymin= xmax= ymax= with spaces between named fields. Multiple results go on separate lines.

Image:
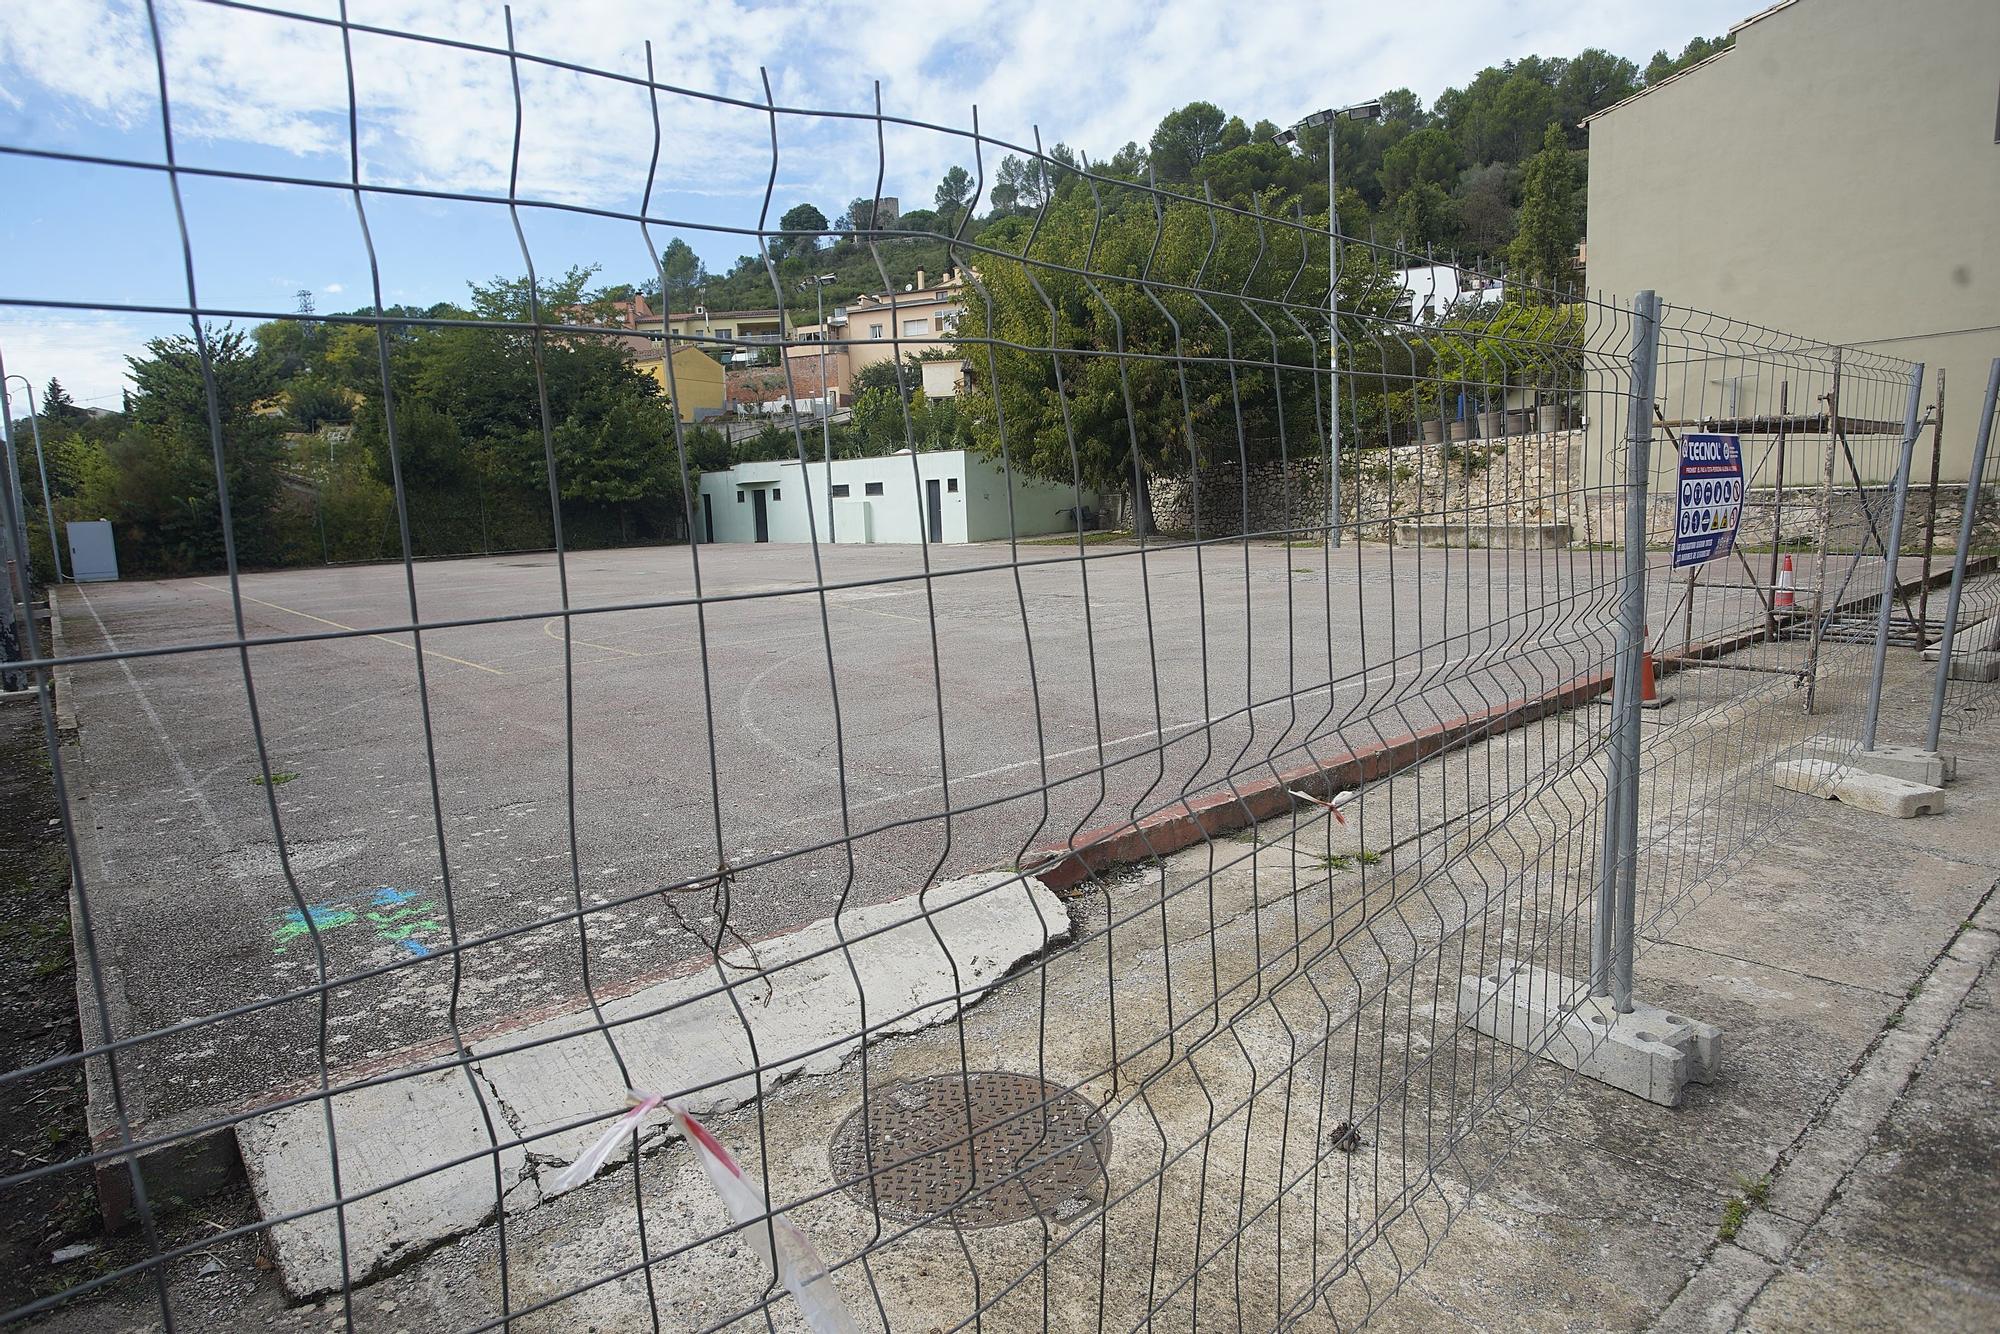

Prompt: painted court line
xmin=193 ymin=582 xmax=504 ymax=676
xmin=74 ymin=586 xmax=232 ymax=859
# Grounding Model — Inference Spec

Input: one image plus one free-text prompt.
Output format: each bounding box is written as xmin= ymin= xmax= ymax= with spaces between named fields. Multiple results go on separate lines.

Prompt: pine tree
xmin=1507 ymin=123 xmax=1583 ymax=299
xmin=42 ymin=377 xmax=80 ymax=422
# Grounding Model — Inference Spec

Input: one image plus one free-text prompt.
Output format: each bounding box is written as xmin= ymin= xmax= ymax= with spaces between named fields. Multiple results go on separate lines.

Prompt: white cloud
xmin=0 ymin=311 xmax=173 ymax=411
xmin=323 ymin=281 xmax=344 ymax=293
xmin=0 ymin=0 xmax=1755 ymax=212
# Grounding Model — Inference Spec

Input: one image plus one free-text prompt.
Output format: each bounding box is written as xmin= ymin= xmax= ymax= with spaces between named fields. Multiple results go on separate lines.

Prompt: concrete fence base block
xmin=1806 ymin=739 xmax=1957 ymax=786
xmin=1593 ymin=691 xmax=1673 ymax=711
xmin=1923 ymin=645 xmax=2000 ymax=680
xmin=1457 ymin=962 xmax=1719 ymax=1106
xmin=1944 ymin=620 xmax=2000 ymax=656
xmin=1775 ymin=758 xmax=1945 ymax=817
xmin=1950 ymin=651 xmax=2000 ymax=682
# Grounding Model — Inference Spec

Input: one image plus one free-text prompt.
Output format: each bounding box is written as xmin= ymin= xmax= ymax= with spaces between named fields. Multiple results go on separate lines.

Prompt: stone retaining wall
xmin=1114 ymin=432 xmax=2000 ymax=555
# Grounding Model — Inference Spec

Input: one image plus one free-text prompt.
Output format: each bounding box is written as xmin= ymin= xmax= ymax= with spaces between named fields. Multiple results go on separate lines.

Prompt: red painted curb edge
xmin=1023 ymin=556 xmax=1990 ymax=893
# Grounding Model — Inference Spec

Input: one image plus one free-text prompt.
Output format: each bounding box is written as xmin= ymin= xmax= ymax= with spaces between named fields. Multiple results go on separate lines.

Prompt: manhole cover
xmin=828 ymin=1071 xmax=1111 ymax=1229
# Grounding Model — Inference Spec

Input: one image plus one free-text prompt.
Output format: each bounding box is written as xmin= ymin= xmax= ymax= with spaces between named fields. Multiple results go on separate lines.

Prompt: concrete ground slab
xmin=470 ymin=870 xmax=1067 ymax=1173
xmin=1946 ymin=651 xmax=2000 ymax=681
xmin=236 ymin=871 xmax=1066 ymax=1299
xmin=238 ymin=1067 xmax=537 ymax=1300
xmin=56 ymin=543 xmax=1910 ymax=1163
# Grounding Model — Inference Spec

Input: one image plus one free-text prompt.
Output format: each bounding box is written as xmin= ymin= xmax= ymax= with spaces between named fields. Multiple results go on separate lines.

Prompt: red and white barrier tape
xmin=553 ymin=1090 xmax=859 ymax=1334
xmin=1288 ymin=786 xmax=1356 ymax=824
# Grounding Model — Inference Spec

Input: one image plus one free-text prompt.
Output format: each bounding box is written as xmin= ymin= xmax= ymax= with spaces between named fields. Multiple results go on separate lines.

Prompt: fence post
xmin=1916 ymin=368 xmax=1947 ymax=635
xmin=1924 ymin=357 xmax=2000 ymax=752
xmin=0 ymin=403 xmax=27 ymax=693
xmin=1593 ymin=289 xmax=1658 ymax=1007
xmin=1860 ymin=363 xmax=1928 ymax=754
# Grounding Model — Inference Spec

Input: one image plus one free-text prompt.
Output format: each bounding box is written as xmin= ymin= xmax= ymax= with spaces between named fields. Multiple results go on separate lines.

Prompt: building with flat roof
xmin=694 ymin=448 xmax=1095 ymax=546
xmin=1582 ymin=0 xmax=1999 ymax=473
xmin=786 ymin=269 xmax=968 ymax=404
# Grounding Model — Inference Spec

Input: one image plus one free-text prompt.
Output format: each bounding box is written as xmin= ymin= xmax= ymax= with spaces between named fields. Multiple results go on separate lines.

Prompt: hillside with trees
xmin=6 ymin=32 xmax=1728 ymax=577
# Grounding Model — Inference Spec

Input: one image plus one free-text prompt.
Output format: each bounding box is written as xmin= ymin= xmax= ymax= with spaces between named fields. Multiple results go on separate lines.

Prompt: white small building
xmin=695 ymin=449 xmax=1098 ymax=546
xmin=1394 ymin=265 xmax=1505 ymax=324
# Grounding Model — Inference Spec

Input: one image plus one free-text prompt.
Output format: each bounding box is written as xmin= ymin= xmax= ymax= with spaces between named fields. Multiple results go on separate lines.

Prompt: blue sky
xmin=0 ymin=0 xmax=1754 ymax=411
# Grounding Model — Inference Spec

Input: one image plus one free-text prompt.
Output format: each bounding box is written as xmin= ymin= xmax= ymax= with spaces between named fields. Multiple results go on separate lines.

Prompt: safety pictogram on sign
xmin=1673 ymin=433 xmax=1744 ymax=569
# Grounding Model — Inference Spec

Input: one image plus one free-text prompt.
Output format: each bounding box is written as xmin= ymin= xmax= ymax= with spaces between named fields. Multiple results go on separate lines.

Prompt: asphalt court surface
xmin=55 ymin=537 xmax=1836 ymax=1127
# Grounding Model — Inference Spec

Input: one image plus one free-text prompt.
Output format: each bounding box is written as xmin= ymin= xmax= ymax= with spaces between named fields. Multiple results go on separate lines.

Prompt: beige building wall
xmin=1584 ymin=0 xmax=2000 ymax=479
xmin=783 ymin=274 xmax=968 ymax=403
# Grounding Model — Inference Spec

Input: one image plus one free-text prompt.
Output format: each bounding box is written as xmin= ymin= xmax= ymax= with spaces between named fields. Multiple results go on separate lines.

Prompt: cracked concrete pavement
xmin=28 ymin=569 xmax=2000 ymax=1330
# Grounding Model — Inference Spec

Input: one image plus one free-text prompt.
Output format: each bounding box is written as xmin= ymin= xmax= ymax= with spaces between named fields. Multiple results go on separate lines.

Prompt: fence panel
xmin=0 ymin=6 xmax=1941 ymax=1330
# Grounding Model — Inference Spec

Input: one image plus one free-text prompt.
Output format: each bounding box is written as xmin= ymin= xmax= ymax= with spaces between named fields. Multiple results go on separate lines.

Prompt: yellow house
xmin=632 ymin=344 xmax=726 ymax=421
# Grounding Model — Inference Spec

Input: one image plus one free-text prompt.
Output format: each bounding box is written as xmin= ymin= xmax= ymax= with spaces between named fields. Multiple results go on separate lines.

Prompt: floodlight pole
xmin=1327 ymin=123 xmax=1343 ymax=549
xmin=802 ymin=275 xmax=837 ymax=543
xmin=1288 ymin=101 xmax=1381 ymax=549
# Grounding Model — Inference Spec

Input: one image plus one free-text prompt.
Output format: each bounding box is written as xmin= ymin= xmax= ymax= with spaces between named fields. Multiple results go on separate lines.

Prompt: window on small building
xmin=864 ymin=481 xmax=884 ymax=496
xmin=902 ymin=317 xmax=928 ymax=338
xmin=947 ymin=477 xmax=959 ymax=493
xmin=831 ymin=483 xmax=850 ymax=498
xmin=771 ymin=488 xmax=781 ymax=501
xmin=870 ymin=324 xmax=884 ymax=339
xmin=736 ymin=492 xmax=744 ymax=503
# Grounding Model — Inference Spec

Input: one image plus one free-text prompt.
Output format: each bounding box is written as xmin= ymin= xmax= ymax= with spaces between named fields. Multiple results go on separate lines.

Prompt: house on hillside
xmin=694 ymin=448 xmax=1095 ymax=546
xmin=632 ymin=344 xmax=726 ymax=421
xmin=596 ymin=293 xmax=792 ymax=368
xmin=785 ymin=268 xmax=969 ymax=405
xmin=1582 ymin=0 xmax=1999 ymax=477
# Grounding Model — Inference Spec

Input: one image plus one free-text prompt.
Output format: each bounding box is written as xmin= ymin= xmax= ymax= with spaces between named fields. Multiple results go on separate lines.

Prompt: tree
xmin=1646 ymin=34 xmax=1732 ymax=86
xmin=1102 ymin=141 xmax=1150 ymax=179
xmin=1390 ymin=182 xmax=1461 ymax=252
xmin=285 ymin=377 xmax=352 ymax=432
xmin=991 ymin=153 xmax=1058 ymax=215
xmin=1379 ymin=127 xmax=1464 ymax=198
xmin=1377 ymin=88 xmax=1426 ymax=129
xmin=1555 ymin=49 xmax=1639 ymax=133
xmin=1453 ymin=163 xmax=1514 ymax=257
xmin=956 ymin=189 xmax=1395 ymax=536
xmin=650 ymin=238 xmax=708 ymax=306
xmin=122 ymin=325 xmax=288 ymax=568
xmin=933 ymin=166 xmax=975 ymax=223
xmin=1197 ymin=140 xmax=1315 ymax=209
xmin=838 ymin=196 xmax=880 ymax=236
xmin=852 ymin=358 xmax=909 ymax=401
xmin=1508 ymin=123 xmax=1583 ymax=297
xmin=1148 ymin=101 xmax=1231 ymax=182
xmin=774 ymin=203 xmax=829 ymax=260
xmin=41 ymin=378 xmax=81 ymax=423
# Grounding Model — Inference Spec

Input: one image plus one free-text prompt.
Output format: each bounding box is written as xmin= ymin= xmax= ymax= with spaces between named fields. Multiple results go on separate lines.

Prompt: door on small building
xmin=925 ymin=478 xmax=943 ymax=543
xmin=751 ymin=487 xmax=769 ymax=542
xmin=702 ymin=492 xmax=714 ymax=543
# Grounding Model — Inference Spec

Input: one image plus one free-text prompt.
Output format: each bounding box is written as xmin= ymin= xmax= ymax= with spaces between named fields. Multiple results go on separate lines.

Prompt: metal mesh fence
xmin=0 ymin=4 xmax=1960 ymax=1330
xmin=1928 ymin=360 xmax=2000 ymax=735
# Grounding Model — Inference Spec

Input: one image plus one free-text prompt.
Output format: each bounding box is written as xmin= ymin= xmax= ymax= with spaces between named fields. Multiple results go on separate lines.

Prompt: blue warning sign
xmin=1674 ymin=433 xmax=1743 ymax=569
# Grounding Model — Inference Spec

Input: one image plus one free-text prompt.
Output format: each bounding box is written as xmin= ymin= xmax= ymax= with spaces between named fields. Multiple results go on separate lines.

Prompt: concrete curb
xmin=47 ymin=588 xmax=77 ymax=743
xmin=1026 ymin=557 xmax=1984 ymax=892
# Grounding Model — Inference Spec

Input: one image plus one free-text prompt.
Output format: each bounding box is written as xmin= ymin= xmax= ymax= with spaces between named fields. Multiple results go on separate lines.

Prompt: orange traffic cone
xmin=1637 ymin=636 xmax=1664 ymax=708
xmin=1606 ymin=624 xmax=1669 ymax=710
xmin=1774 ymin=554 xmax=1796 ymax=611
